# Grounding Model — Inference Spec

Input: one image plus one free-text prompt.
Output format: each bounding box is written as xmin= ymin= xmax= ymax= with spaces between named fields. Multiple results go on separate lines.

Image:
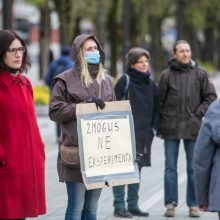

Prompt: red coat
xmin=0 ymin=69 xmax=46 ymax=219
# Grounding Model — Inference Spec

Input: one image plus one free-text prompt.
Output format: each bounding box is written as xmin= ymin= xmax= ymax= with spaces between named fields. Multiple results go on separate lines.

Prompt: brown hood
xmin=72 ymin=34 xmax=105 ymax=68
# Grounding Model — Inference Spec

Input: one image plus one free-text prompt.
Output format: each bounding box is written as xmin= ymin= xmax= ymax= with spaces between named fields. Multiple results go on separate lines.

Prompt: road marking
xmin=140 ymin=172 xmax=186 ymax=211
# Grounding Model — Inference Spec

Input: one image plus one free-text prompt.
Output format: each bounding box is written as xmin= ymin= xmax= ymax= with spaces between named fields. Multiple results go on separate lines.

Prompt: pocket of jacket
xmin=191 ymin=116 xmax=201 ymax=135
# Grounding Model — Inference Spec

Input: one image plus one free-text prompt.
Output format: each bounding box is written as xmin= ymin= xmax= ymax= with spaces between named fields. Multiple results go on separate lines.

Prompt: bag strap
xmin=123 ymin=73 xmax=130 ymax=100
xmin=98 ymin=83 xmax=101 ymax=99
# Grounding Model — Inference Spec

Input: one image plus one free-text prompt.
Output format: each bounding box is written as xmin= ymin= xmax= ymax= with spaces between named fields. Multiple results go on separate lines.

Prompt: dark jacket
xmin=158 ymin=59 xmax=217 ymax=139
xmin=49 ymin=34 xmax=116 ymax=182
xmin=194 ymin=99 xmax=220 ymax=212
xmin=115 ymin=68 xmax=160 ymax=166
xmin=45 ymin=54 xmax=74 ymax=90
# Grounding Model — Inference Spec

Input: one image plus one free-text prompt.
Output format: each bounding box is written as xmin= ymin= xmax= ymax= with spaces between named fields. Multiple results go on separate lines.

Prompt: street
xmin=29 ymin=74 xmax=220 ymax=220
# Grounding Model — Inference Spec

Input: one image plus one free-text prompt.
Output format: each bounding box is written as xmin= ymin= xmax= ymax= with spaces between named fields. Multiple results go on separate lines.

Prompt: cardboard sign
xmin=76 ymin=100 xmax=139 ymax=190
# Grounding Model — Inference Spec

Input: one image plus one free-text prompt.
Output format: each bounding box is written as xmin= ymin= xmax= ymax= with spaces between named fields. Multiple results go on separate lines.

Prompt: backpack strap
xmin=123 ymin=73 xmax=130 ymax=100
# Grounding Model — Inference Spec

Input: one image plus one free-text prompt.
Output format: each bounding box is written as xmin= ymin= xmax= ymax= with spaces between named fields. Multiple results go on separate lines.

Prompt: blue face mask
xmin=85 ymin=51 xmax=100 ymax=64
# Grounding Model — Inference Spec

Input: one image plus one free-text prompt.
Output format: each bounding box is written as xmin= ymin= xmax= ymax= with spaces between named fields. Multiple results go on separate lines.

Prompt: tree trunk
xmin=202 ymin=27 xmax=214 ymax=62
xmin=39 ymin=3 xmax=50 ymax=80
xmin=106 ymin=0 xmax=120 ymax=78
xmin=121 ymin=0 xmax=131 ymax=71
xmin=148 ymin=15 xmax=164 ymax=81
xmin=53 ymin=0 xmax=75 ymax=44
xmin=95 ymin=0 xmax=105 ymax=47
xmin=3 ymin=0 xmax=14 ymax=29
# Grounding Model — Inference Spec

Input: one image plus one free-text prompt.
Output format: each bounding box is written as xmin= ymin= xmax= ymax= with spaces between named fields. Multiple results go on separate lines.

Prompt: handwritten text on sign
xmin=80 ymin=116 xmax=134 ymax=177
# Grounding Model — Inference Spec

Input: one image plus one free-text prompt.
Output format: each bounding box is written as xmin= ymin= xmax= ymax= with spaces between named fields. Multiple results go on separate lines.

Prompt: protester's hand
xmin=135 ymin=153 xmax=146 ymax=167
xmin=156 ymin=132 xmax=163 ymax=139
xmin=86 ymin=97 xmax=106 ymax=110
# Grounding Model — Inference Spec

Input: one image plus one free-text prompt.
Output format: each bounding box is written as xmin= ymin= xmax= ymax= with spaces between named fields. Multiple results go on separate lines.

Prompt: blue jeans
xmin=112 ymin=183 xmax=140 ymax=210
xmin=164 ymin=139 xmax=196 ymax=207
xmin=65 ymin=182 xmax=102 ymax=220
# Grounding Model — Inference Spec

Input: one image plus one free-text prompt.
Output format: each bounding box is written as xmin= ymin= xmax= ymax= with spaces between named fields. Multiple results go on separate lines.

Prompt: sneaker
xmin=189 ymin=207 xmax=200 ymax=218
xmin=114 ymin=208 xmax=133 ymax=218
xmin=128 ymin=208 xmax=149 ymax=217
xmin=164 ymin=204 xmax=175 ymax=217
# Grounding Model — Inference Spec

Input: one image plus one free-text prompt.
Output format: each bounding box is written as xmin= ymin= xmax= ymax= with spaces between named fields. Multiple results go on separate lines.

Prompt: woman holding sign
xmin=49 ymin=34 xmax=115 ymax=220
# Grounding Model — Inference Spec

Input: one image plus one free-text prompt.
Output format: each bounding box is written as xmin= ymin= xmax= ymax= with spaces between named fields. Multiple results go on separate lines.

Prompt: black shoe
xmin=128 ymin=208 xmax=149 ymax=217
xmin=114 ymin=208 xmax=133 ymax=218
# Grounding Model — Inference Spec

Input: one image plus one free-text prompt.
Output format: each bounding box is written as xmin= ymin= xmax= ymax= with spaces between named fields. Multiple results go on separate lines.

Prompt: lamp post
xmin=3 ymin=0 xmax=14 ymax=29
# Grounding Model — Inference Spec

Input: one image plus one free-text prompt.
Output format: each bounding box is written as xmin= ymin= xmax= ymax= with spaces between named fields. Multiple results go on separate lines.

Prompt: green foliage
xmin=25 ymin=0 xmax=45 ymax=7
xmin=24 ymin=0 xmax=220 ymax=76
xmin=199 ymin=61 xmax=216 ymax=75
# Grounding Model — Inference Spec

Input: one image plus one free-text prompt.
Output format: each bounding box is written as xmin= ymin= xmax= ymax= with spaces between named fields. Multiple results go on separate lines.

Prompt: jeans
xmin=65 ymin=182 xmax=102 ymax=220
xmin=164 ymin=139 xmax=196 ymax=207
xmin=112 ymin=183 xmax=140 ymax=210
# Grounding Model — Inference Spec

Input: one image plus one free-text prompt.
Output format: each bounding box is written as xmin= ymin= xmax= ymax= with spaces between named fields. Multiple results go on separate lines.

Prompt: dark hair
xmin=0 ymin=30 xmax=30 ymax=73
xmin=126 ymin=47 xmax=150 ymax=69
xmin=173 ymin=40 xmax=190 ymax=53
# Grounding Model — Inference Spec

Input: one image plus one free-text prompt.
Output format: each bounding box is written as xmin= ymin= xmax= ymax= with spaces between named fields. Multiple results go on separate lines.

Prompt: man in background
xmin=158 ymin=40 xmax=217 ymax=218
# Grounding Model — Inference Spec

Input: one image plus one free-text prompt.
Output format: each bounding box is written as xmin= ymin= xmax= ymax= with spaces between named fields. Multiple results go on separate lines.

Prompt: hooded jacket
xmin=194 ymin=99 xmax=220 ymax=212
xmin=158 ymin=59 xmax=217 ymax=139
xmin=49 ymin=34 xmax=116 ymax=182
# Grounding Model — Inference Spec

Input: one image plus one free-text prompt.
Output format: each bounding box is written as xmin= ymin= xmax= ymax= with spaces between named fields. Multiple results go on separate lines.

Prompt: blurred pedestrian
xmin=49 ymin=34 xmax=116 ymax=220
xmin=45 ymin=44 xmax=74 ymax=90
xmin=112 ymin=47 xmax=160 ymax=218
xmin=45 ymin=44 xmax=74 ymax=142
xmin=0 ymin=30 xmax=46 ymax=219
xmin=158 ymin=40 xmax=217 ymax=218
xmin=194 ymin=99 xmax=220 ymax=220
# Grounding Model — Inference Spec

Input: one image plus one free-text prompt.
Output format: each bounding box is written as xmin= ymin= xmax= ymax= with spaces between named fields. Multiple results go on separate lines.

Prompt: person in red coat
xmin=0 ymin=30 xmax=46 ymax=219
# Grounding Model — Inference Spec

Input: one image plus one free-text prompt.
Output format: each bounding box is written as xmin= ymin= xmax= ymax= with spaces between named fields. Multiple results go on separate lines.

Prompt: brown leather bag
xmin=60 ymin=144 xmax=80 ymax=168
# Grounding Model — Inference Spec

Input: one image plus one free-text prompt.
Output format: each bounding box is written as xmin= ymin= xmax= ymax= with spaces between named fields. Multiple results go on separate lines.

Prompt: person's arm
xmin=194 ymin=69 xmax=217 ymax=118
xmin=49 ymin=79 xmax=76 ymax=123
xmin=110 ymin=77 xmax=116 ymax=101
xmin=114 ymin=75 xmax=127 ymax=100
xmin=157 ymin=71 xmax=169 ymax=109
xmin=193 ymin=104 xmax=217 ymax=207
xmin=157 ymin=71 xmax=169 ymax=137
xmin=152 ymin=84 xmax=160 ymax=133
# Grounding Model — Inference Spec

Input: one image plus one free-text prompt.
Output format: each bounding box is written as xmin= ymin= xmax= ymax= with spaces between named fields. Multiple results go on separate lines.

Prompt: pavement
xmin=27 ymin=74 xmax=220 ymax=220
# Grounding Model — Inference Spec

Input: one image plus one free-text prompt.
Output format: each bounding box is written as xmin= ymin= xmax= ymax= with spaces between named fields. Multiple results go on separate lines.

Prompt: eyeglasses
xmin=7 ymin=46 xmax=25 ymax=55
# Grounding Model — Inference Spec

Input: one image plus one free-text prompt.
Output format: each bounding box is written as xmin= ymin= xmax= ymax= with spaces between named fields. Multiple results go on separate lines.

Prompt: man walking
xmin=158 ymin=40 xmax=217 ymax=218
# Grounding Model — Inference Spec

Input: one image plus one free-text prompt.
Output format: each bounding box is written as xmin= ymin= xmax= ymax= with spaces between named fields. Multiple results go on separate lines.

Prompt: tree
xmin=3 ymin=0 xmax=14 ymax=29
xmin=146 ymin=0 xmax=174 ymax=79
xmin=106 ymin=0 xmax=121 ymax=78
xmin=52 ymin=0 xmax=75 ymax=44
xmin=27 ymin=0 xmax=220 ymax=80
xmin=26 ymin=0 xmax=51 ymax=79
